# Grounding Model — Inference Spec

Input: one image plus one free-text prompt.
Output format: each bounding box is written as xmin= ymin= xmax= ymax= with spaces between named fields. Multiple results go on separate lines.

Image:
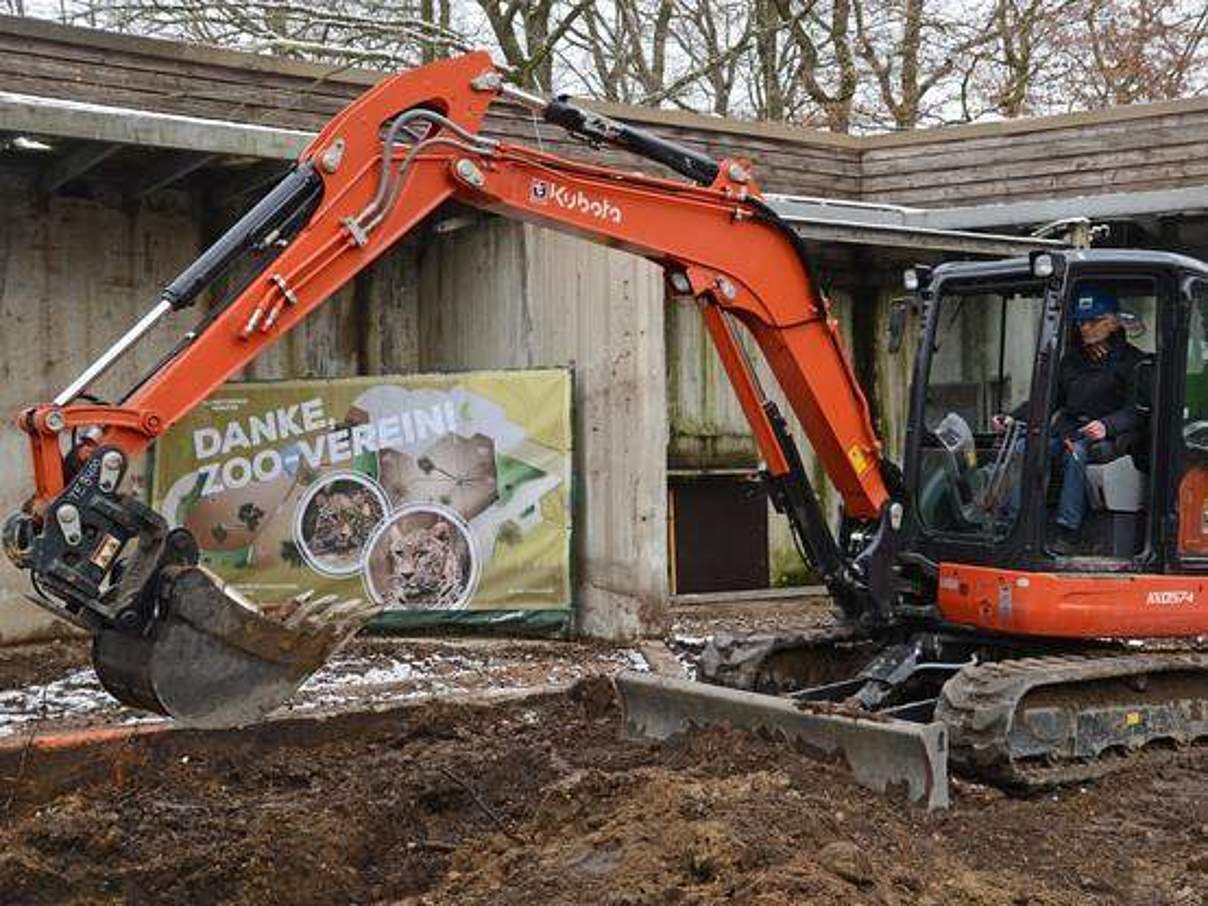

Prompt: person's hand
xmin=1079 ymin=420 xmax=1107 ymax=441
xmin=991 ymin=414 xmax=1012 ymax=434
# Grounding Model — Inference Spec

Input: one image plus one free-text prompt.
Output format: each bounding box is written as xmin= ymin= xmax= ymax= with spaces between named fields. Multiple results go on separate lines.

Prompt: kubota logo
xmin=530 ymin=179 xmax=622 ymax=225
xmin=1146 ymin=590 xmax=1195 ymax=606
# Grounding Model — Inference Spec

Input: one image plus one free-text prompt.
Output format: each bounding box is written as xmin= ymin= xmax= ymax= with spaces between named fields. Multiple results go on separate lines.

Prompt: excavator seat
xmin=1083 ymin=454 xmax=1147 ymax=556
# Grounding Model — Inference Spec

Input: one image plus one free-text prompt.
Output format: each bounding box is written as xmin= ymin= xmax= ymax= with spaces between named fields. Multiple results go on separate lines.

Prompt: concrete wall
xmin=418 ymin=220 xmax=668 ymax=638
xmin=665 ymin=286 xmax=859 ymax=587
xmin=0 ymin=183 xmax=668 ymax=643
xmin=0 ymin=175 xmax=201 ymax=642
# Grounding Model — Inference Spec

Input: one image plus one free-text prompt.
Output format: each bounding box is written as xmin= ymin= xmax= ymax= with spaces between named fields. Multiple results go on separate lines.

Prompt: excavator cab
xmin=901 ymin=249 xmax=1208 ymax=577
xmin=690 ymin=244 xmax=1208 ymax=793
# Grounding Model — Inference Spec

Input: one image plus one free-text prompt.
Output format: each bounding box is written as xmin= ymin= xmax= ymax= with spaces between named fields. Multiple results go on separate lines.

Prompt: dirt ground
xmin=0 ymin=635 xmax=648 ymax=738
xmin=670 ymin=595 xmax=836 ymax=638
xmin=0 ymin=600 xmax=1204 ymax=905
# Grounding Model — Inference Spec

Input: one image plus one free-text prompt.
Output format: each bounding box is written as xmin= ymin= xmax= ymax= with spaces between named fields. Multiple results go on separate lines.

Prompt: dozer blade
xmin=92 ymin=565 xmax=378 ymax=729
xmin=615 ymin=671 xmax=950 ymax=809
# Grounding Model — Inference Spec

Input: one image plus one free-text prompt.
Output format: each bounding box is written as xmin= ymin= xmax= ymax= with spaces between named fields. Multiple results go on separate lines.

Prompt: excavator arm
xmin=3 ymin=52 xmax=891 ymax=726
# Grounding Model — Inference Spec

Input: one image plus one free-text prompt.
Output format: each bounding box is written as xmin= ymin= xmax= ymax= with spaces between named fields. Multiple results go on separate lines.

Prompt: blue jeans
xmin=1004 ymin=433 xmax=1091 ymax=531
xmin=1050 ymin=434 xmax=1090 ymax=532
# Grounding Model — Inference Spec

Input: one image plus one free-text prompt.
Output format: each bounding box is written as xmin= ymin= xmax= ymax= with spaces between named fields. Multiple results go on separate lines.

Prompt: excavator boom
xmin=3 ymin=53 xmax=887 ymax=727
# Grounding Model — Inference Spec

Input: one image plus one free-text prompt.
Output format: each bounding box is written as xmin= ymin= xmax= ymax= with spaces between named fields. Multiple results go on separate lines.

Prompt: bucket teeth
xmin=91 ymin=566 xmax=381 ymax=729
xmin=328 ymin=598 xmax=380 ymax=623
xmin=283 ymin=593 xmax=340 ymax=630
xmin=296 ymin=598 xmax=383 ymax=642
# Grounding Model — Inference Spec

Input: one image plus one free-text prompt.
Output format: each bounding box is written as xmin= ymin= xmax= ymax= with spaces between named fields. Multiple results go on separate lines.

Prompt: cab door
xmin=904 ymin=276 xmax=1054 ymax=568
xmin=1041 ymin=271 xmax=1166 ymax=565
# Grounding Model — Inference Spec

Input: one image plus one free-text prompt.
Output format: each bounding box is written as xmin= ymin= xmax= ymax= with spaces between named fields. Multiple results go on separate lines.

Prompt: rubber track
xmin=696 ymin=623 xmax=871 ymax=693
xmin=935 ymin=651 xmax=1208 ymax=789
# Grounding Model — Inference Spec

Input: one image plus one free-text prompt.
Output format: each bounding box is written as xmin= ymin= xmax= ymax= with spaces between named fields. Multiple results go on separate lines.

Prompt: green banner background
xmin=151 ymin=370 xmax=573 ymax=632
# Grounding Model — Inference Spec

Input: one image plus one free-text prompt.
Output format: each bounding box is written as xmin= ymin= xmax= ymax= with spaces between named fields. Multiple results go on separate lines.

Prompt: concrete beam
xmin=766 ymin=194 xmax=923 ymax=227
xmin=785 ymin=220 xmax=1065 ymax=256
xmin=766 ymin=194 xmax=1067 ymax=256
xmin=914 ymin=185 xmax=1208 ymax=231
xmin=769 ymin=186 xmax=1208 ymax=245
xmin=0 ymin=90 xmax=311 ymax=160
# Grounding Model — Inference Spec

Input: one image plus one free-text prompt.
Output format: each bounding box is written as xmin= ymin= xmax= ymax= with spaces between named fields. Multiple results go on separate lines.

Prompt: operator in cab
xmin=995 ymin=287 xmax=1146 ymax=554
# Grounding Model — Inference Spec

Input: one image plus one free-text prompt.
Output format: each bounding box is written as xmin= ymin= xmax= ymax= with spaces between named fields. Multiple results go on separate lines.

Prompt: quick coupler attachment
xmin=12 ymin=446 xmax=378 ymax=727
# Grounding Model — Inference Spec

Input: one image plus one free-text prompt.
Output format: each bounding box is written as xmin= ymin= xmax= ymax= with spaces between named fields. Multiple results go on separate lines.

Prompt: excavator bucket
xmin=91 ymin=566 xmax=377 ymax=728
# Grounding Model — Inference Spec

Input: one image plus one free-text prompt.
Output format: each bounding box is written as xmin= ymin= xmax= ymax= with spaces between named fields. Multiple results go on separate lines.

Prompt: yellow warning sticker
xmin=90 ymin=534 xmax=122 ymax=570
xmin=848 ymin=444 xmax=872 ymax=476
xmin=1124 ymin=711 xmax=1142 ymax=727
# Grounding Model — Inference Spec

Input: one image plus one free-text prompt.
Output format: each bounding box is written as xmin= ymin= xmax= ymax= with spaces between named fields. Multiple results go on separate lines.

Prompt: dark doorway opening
xmin=670 ymin=473 xmax=769 ymax=594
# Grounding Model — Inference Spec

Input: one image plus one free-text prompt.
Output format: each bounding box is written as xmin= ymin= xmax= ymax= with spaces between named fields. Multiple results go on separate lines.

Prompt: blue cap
xmin=1072 ymin=288 xmax=1119 ymax=322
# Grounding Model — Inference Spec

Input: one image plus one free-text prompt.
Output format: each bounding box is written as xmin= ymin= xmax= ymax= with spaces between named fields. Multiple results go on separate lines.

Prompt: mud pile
xmin=0 ymin=677 xmax=1204 ymax=905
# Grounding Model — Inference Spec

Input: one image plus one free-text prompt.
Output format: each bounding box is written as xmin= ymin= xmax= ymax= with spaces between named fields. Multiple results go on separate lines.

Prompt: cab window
xmin=916 ymin=285 xmax=1045 ymax=540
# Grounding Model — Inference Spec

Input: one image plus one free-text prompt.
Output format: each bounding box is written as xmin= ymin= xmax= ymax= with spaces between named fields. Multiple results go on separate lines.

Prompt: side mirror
xmin=887 ymin=298 xmax=911 ymax=355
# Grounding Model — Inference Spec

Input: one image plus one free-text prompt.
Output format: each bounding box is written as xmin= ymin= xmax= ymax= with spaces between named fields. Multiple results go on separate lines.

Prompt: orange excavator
xmin=4 ymin=53 xmax=1207 ymax=794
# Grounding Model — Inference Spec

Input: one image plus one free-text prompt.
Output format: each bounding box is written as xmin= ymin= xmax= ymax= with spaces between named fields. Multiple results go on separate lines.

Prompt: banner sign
xmin=151 ymin=370 xmax=573 ymax=621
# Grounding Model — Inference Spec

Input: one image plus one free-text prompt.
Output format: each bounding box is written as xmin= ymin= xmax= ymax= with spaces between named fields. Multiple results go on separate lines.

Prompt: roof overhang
xmin=0 ymin=91 xmax=310 ymax=160
xmin=764 ymin=195 xmax=1068 ymax=256
xmin=767 ymin=186 xmax=1208 ymax=257
xmin=2 ymin=90 xmax=1205 ymax=259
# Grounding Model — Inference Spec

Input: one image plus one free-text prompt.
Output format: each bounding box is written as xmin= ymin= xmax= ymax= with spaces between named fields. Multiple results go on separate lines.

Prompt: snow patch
xmin=614 ymin=649 xmax=651 ymax=672
xmin=0 ymin=668 xmax=133 ymax=736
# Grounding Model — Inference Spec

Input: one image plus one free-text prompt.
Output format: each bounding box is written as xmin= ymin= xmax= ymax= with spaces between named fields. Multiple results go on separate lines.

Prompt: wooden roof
xmin=0 ymin=14 xmax=1206 ymax=209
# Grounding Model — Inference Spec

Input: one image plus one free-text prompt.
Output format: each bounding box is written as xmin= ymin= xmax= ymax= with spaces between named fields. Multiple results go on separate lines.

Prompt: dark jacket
xmin=1051 ymin=329 xmax=1145 ymax=440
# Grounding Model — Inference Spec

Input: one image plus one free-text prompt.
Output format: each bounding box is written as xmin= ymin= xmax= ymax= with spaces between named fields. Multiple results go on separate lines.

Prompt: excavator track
xmin=695 ymin=623 xmax=878 ymax=693
xmin=936 ymin=651 xmax=1208 ymax=789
